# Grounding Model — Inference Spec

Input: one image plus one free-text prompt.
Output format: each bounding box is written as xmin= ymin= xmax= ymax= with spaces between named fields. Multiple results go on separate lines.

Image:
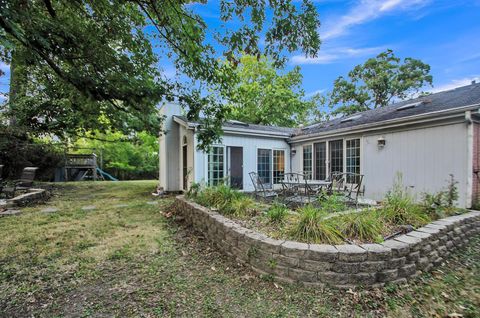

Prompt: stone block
xmin=407 ymin=251 xmax=420 ymax=263
xmin=387 ymin=257 xmax=406 ymax=269
xmin=335 ymin=245 xmax=367 ymax=262
xmin=349 ymin=273 xmax=377 ymax=286
xmin=416 ymin=226 xmax=441 ymax=237
xmin=381 ymin=240 xmax=410 ymax=257
xmin=307 ymin=244 xmax=338 ymax=262
xmin=281 ymin=241 xmax=309 ymax=258
xmin=398 ymin=264 xmax=416 ymax=278
xmin=407 ymin=231 xmax=431 ymax=240
xmin=358 ymin=261 xmax=385 ymax=273
xmin=421 ymin=244 xmax=432 ymax=254
xmin=288 ymin=268 xmax=317 ymax=282
xmin=360 ymin=243 xmax=392 ymax=261
xmin=257 ymin=237 xmax=283 ymax=254
xmin=377 ymin=269 xmax=398 ymax=282
xmin=333 ymin=262 xmax=361 ymax=274
xmin=299 ymin=259 xmax=332 ymax=272
xmin=416 ymin=256 xmax=429 ymax=270
xmin=318 ymin=271 xmax=350 ymax=285
xmin=273 ymin=253 xmax=299 ymax=268
xmin=394 ymin=235 xmax=422 ymax=251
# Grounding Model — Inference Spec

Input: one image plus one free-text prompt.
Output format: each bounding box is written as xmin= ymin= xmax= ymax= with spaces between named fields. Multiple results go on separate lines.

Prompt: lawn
xmin=0 ymin=181 xmax=478 ymax=317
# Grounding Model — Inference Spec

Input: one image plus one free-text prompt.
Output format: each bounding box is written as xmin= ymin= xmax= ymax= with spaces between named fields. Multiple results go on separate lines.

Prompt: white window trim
xmin=255 ymin=147 xmax=287 ymax=186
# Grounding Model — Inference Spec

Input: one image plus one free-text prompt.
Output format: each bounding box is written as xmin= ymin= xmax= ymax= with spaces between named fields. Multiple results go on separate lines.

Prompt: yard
xmin=0 ymin=181 xmax=478 ymax=317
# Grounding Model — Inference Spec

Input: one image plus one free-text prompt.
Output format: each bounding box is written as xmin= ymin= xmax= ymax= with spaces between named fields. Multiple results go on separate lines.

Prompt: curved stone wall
xmin=174 ymin=196 xmax=480 ymax=288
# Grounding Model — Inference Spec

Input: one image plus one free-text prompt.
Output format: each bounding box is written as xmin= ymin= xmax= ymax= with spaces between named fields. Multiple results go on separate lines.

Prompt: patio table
xmin=280 ymin=177 xmax=332 ymax=206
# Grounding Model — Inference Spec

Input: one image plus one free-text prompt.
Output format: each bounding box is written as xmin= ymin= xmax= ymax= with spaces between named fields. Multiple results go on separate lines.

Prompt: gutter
xmin=290 ymin=103 xmax=480 ymax=143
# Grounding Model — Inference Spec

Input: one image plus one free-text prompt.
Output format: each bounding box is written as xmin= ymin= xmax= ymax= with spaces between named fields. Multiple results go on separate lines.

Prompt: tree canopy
xmin=329 ymin=49 xmax=433 ymax=116
xmin=223 ymin=55 xmax=324 ymax=127
xmin=0 ymin=0 xmax=321 ymax=149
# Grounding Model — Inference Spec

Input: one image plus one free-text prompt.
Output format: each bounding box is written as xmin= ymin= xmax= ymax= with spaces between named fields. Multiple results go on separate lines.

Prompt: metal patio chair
xmin=249 ymin=171 xmax=277 ymax=201
xmin=327 ymin=171 xmax=364 ymax=206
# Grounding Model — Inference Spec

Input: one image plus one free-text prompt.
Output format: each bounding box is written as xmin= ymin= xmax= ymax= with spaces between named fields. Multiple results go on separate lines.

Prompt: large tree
xmin=224 ymin=54 xmax=324 ymax=127
xmin=0 ymin=0 xmax=321 ymax=149
xmin=329 ymin=49 xmax=432 ymax=116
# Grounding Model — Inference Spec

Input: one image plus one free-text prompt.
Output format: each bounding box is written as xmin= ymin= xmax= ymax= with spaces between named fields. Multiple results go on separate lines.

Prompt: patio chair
xmin=3 ymin=167 xmax=39 ymax=198
xmin=327 ymin=171 xmax=364 ymax=206
xmin=249 ymin=171 xmax=277 ymax=201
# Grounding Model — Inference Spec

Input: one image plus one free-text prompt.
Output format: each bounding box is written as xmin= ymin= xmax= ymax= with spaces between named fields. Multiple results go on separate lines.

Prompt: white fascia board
xmin=290 ymin=104 xmax=480 ymax=143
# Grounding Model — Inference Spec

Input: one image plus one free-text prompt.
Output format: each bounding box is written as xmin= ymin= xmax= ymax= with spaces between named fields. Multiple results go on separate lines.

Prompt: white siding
xmin=178 ymin=125 xmax=195 ymax=190
xmin=194 ymin=133 xmax=291 ymax=191
xmin=290 ymin=123 xmax=469 ymax=207
xmin=158 ymin=104 xmax=181 ymax=191
xmin=363 ymin=123 xmax=469 ymax=207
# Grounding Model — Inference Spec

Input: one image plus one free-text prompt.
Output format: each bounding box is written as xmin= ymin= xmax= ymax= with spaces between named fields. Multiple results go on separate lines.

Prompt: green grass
xmin=0 ymin=181 xmax=478 ymax=317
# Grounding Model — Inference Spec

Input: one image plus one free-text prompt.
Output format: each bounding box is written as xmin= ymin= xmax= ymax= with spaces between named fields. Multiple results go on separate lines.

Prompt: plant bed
xmin=184 ymin=178 xmax=468 ymax=245
xmin=172 ymin=194 xmax=480 ymax=288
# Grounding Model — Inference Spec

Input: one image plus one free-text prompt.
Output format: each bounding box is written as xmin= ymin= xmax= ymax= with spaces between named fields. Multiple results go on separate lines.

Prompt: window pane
xmin=273 ymin=150 xmax=285 ymax=184
xmin=314 ymin=142 xmax=326 ymax=180
xmin=208 ymin=146 xmax=224 ymax=186
xmin=257 ymin=149 xmax=272 ymax=186
xmin=346 ymin=139 xmax=361 ymax=183
xmin=303 ymin=146 xmax=312 ymax=180
xmin=329 ymin=140 xmax=343 ymax=176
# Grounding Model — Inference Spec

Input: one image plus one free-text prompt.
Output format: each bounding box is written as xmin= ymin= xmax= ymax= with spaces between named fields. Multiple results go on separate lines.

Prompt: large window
xmin=303 ymin=145 xmax=312 ymax=180
xmin=314 ymin=142 xmax=327 ymax=180
xmin=329 ymin=140 xmax=343 ymax=176
xmin=208 ymin=146 xmax=224 ymax=186
xmin=346 ymin=139 xmax=361 ymax=182
xmin=257 ymin=149 xmax=272 ymax=186
xmin=273 ymin=150 xmax=285 ymax=184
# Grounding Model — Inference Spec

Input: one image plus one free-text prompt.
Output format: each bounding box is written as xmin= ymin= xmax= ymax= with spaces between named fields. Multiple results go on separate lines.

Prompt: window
xmin=257 ymin=149 xmax=272 ymax=186
xmin=329 ymin=140 xmax=343 ymax=175
xmin=273 ymin=150 xmax=285 ymax=184
xmin=314 ymin=142 xmax=326 ymax=180
xmin=346 ymin=139 xmax=360 ymax=183
xmin=208 ymin=146 xmax=224 ymax=186
xmin=303 ymin=145 xmax=312 ymax=180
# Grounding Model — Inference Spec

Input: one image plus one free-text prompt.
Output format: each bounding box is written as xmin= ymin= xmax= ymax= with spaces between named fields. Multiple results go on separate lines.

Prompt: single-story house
xmin=159 ymin=82 xmax=480 ymax=208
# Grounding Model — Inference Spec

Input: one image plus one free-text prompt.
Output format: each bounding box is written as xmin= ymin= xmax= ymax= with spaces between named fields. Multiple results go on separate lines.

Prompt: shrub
xmin=265 ymin=202 xmax=289 ymax=224
xmin=319 ymin=192 xmax=347 ymax=213
xmin=291 ymin=205 xmax=344 ymax=244
xmin=337 ymin=210 xmax=383 ymax=243
xmin=421 ymin=175 xmax=460 ymax=219
xmin=193 ymin=185 xmax=257 ymax=217
xmin=226 ymin=196 xmax=257 ymax=217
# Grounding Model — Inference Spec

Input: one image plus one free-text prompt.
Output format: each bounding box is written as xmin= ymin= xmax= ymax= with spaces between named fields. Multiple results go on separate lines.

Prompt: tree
xmin=223 ymin=55 xmax=324 ymax=127
xmin=329 ymin=50 xmax=432 ymax=116
xmin=0 ymin=0 xmax=321 ymax=149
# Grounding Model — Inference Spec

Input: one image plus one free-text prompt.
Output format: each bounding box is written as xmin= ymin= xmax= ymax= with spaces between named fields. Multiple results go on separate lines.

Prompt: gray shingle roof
xmin=295 ymin=82 xmax=480 ymax=137
xmin=173 ymin=115 xmax=295 ymax=135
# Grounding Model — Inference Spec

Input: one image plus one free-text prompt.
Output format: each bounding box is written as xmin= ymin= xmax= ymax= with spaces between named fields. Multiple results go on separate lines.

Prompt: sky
xmin=1 ymin=0 xmax=480 ymax=102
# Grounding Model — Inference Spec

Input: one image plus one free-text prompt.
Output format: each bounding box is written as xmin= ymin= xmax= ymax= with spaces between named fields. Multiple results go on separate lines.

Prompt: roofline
xmin=290 ymin=103 xmax=480 ymax=143
xmin=172 ymin=115 xmax=292 ymax=139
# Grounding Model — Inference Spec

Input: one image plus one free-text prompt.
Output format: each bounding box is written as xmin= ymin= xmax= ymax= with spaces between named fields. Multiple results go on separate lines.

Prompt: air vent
xmin=396 ymin=101 xmax=423 ymax=111
xmin=340 ymin=114 xmax=362 ymax=123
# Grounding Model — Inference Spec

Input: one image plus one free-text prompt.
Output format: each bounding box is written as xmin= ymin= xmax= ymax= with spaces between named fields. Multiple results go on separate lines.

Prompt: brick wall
xmin=174 ymin=196 xmax=480 ymax=288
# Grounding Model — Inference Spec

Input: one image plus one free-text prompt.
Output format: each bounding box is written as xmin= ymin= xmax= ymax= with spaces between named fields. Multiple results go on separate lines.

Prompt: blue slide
xmin=96 ymin=168 xmax=119 ymax=181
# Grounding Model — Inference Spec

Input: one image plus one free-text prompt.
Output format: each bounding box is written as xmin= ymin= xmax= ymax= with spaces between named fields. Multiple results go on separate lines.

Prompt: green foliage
xmin=381 ymin=175 xmax=431 ymax=227
xmin=329 ymin=49 xmax=433 ymax=116
xmin=223 ymin=55 xmax=325 ymax=127
xmin=265 ymin=202 xmax=289 ymax=224
xmin=0 ymin=127 xmax=62 ymax=181
xmin=421 ymin=174 xmax=460 ymax=219
xmin=73 ymin=131 xmax=158 ymax=180
xmin=193 ymin=185 xmax=257 ymax=217
xmin=1 ymin=0 xmax=321 ymax=149
xmin=291 ymin=205 xmax=344 ymax=244
xmin=337 ymin=210 xmax=384 ymax=243
xmin=319 ymin=192 xmax=347 ymax=213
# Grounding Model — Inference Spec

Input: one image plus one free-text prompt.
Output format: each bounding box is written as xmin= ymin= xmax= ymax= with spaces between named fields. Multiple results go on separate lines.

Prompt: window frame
xmin=207 ymin=145 xmax=225 ymax=186
xmin=302 ymin=145 xmax=313 ymax=180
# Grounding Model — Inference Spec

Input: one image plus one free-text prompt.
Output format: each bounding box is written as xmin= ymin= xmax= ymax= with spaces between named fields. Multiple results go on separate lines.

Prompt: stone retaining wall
xmin=174 ymin=196 xmax=480 ymax=288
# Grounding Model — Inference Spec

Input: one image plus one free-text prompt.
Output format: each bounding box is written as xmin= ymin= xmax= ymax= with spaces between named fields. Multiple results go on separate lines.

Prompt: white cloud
xmin=322 ymin=0 xmax=431 ymax=40
xmin=291 ymin=46 xmax=385 ymax=65
xmin=306 ymin=89 xmax=326 ymax=97
xmin=430 ymin=76 xmax=480 ymax=93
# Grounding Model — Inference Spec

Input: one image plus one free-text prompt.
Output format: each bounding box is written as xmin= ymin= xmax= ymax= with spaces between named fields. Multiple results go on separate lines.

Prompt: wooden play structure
xmin=62 ymin=154 xmax=118 ymax=182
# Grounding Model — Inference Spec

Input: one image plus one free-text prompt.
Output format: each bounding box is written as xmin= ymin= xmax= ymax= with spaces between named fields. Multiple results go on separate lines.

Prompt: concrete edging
xmin=174 ymin=195 xmax=480 ymax=288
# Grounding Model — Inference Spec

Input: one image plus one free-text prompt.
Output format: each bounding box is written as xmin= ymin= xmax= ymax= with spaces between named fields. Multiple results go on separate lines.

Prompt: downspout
xmin=466 ymin=110 xmax=473 ymax=208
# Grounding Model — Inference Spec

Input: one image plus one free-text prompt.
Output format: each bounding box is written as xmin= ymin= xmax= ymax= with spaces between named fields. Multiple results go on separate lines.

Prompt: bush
xmin=319 ymin=192 xmax=347 ymax=213
xmin=265 ymin=202 xmax=289 ymax=224
xmin=337 ymin=210 xmax=383 ymax=243
xmin=421 ymin=175 xmax=460 ymax=219
xmin=227 ymin=196 xmax=257 ymax=217
xmin=193 ymin=185 xmax=256 ymax=217
xmin=381 ymin=175 xmax=430 ymax=227
xmin=291 ymin=205 xmax=344 ymax=244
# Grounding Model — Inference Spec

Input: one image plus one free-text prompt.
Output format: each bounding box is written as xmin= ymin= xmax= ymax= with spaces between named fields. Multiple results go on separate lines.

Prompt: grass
xmin=0 ymin=181 xmax=478 ymax=317
xmin=291 ymin=205 xmax=344 ymax=244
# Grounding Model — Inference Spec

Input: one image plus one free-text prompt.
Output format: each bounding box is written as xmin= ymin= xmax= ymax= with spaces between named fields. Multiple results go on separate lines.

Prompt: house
xmin=159 ymin=82 xmax=480 ymax=208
